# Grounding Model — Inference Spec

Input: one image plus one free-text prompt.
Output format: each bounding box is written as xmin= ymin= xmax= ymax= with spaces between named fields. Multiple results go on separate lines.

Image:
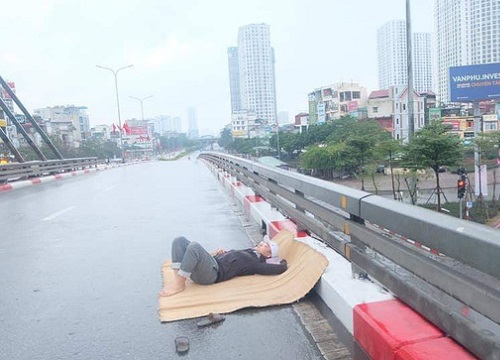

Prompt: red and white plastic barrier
xmin=0 ymin=164 xmax=114 ymax=193
xmin=203 ymin=160 xmax=476 ymax=360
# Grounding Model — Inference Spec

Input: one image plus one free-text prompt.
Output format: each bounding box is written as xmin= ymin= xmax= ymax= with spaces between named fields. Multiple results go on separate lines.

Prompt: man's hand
xmin=215 ymin=248 xmax=226 ymax=255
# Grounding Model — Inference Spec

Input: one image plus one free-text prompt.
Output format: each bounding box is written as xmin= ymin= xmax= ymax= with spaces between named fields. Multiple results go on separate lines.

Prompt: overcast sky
xmin=0 ymin=0 xmax=434 ymax=135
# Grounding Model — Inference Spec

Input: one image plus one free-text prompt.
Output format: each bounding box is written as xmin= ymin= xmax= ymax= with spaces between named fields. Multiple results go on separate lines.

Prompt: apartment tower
xmin=435 ymin=0 xmax=500 ymax=103
xmin=377 ymin=20 xmax=433 ymax=92
xmin=228 ymin=23 xmax=277 ymax=123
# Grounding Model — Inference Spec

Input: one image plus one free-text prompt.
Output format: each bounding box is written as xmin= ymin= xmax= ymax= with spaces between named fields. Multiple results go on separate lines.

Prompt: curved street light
xmin=96 ymin=64 xmax=133 ymax=162
xmin=129 ymin=95 xmax=154 ymax=121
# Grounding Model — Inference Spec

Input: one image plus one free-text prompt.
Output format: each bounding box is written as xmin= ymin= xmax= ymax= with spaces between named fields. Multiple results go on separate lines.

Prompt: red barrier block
xmin=31 ymin=178 xmax=41 ymax=184
xmin=0 ymin=184 xmax=13 ymax=192
xmin=269 ymin=220 xmax=308 ymax=239
xmin=354 ymin=299 xmax=443 ymax=360
xmin=395 ymin=337 xmax=476 ymax=360
xmin=243 ymin=195 xmax=264 ymax=212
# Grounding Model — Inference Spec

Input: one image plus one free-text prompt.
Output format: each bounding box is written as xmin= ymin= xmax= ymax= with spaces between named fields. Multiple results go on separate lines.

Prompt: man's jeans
xmin=171 ymin=236 xmax=218 ymax=285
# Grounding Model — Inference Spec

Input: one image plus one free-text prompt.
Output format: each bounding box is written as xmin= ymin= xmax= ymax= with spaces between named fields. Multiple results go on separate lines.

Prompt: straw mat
xmin=158 ymin=230 xmax=329 ymax=322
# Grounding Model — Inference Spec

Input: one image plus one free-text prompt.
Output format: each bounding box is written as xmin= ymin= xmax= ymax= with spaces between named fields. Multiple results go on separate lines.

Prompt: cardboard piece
xmin=158 ymin=230 xmax=329 ymax=322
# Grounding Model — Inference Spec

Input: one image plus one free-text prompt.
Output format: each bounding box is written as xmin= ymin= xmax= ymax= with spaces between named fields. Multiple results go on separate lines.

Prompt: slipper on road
xmin=175 ymin=336 xmax=189 ymax=353
xmin=197 ymin=313 xmax=225 ymax=328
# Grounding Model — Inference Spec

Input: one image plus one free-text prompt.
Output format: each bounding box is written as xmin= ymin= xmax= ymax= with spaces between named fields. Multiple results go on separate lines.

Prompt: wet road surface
xmin=0 ymin=158 xmax=333 ymax=360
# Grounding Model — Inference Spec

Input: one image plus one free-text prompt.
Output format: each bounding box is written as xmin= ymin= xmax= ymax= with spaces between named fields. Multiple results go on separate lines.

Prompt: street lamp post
xmin=275 ymin=120 xmax=281 ymax=160
xmin=129 ymin=95 xmax=153 ymax=121
xmin=96 ymin=64 xmax=133 ymax=162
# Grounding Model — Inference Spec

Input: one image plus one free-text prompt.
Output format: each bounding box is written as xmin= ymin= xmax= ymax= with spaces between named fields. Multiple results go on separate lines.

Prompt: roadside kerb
xmin=0 ymin=163 xmax=124 ymax=193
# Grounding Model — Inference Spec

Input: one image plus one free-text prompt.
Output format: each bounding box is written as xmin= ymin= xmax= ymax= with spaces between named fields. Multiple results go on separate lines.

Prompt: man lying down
xmin=158 ymin=235 xmax=288 ymax=297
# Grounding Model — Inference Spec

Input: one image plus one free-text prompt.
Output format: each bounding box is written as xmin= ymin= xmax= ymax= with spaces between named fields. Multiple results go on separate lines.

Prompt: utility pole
xmin=406 ymin=0 xmax=415 ymax=141
xmin=406 ymin=0 xmax=417 ymax=205
xmin=276 ymin=119 xmax=280 ymax=160
xmin=473 ymin=101 xmax=483 ymax=200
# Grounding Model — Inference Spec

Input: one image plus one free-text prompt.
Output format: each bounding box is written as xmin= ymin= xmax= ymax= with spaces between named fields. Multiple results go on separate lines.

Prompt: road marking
xmin=42 ymin=206 xmax=76 ymax=221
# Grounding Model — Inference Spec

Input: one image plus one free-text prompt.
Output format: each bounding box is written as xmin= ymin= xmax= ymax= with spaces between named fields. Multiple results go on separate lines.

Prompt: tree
xmin=401 ymin=120 xmax=463 ymax=211
xmin=300 ymin=121 xmax=338 ymax=147
xmin=17 ymin=134 xmax=78 ymax=160
xmin=327 ymin=119 xmax=391 ymax=190
xmin=376 ymin=139 xmax=403 ymax=200
xmin=299 ymin=142 xmax=357 ymax=179
xmin=219 ymin=127 xmax=233 ymax=149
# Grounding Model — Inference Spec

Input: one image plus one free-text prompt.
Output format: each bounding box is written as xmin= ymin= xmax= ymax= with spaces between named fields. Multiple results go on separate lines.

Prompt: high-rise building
xmin=227 ymin=47 xmax=241 ymax=113
xmin=435 ymin=0 xmax=500 ymax=103
xmin=187 ymin=106 xmax=199 ymax=139
xmin=172 ymin=117 xmax=182 ymax=133
xmin=377 ymin=20 xmax=433 ymax=93
xmin=413 ymin=33 xmax=433 ymax=94
xmin=228 ymin=23 xmax=277 ymax=124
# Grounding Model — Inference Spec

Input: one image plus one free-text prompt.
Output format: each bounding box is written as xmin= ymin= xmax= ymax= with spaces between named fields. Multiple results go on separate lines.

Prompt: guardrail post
xmin=294 ymin=189 xmax=308 ymax=233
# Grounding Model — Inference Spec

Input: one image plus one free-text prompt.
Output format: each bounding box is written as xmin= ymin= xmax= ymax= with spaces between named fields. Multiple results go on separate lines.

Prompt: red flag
xmin=123 ymin=123 xmax=131 ymax=135
xmin=112 ymin=124 xmax=117 ymax=132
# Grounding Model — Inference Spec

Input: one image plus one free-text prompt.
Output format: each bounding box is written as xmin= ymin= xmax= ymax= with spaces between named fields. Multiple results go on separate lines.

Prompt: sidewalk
xmin=333 ymin=168 xmax=500 ymax=228
xmin=333 ymin=168 xmax=500 ymax=193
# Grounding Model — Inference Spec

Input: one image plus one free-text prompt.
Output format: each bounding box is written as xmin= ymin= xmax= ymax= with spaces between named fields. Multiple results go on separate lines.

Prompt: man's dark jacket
xmin=214 ymin=248 xmax=287 ymax=283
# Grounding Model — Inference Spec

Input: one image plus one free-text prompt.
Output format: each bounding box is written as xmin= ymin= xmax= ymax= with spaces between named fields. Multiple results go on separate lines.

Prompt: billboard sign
xmin=15 ymin=114 xmax=26 ymax=124
xmin=442 ymin=119 xmax=461 ymax=131
xmin=317 ymin=103 xmax=326 ymax=124
xmin=322 ymin=88 xmax=332 ymax=100
xmin=129 ymin=126 xmax=148 ymax=135
xmin=429 ymin=108 xmax=441 ymax=121
xmin=347 ymin=101 xmax=358 ymax=112
xmin=483 ymin=114 xmax=498 ymax=122
xmin=449 ymin=63 xmax=500 ymax=102
xmin=1 ymin=81 xmax=15 ymax=99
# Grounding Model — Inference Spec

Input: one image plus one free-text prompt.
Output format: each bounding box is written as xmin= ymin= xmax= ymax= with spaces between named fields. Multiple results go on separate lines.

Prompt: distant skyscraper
xmin=228 ymin=23 xmax=277 ymax=123
xmin=187 ymin=106 xmax=199 ymax=139
xmin=435 ymin=0 xmax=500 ymax=103
xmin=227 ymin=47 xmax=241 ymax=113
xmin=377 ymin=20 xmax=432 ymax=92
xmin=172 ymin=116 xmax=182 ymax=133
xmin=413 ymin=33 xmax=433 ymax=93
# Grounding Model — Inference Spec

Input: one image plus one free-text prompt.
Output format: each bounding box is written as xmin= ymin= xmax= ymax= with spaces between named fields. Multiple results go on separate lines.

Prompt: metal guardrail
xmin=0 ymin=157 xmax=99 ymax=183
xmin=199 ymin=152 xmax=500 ymax=360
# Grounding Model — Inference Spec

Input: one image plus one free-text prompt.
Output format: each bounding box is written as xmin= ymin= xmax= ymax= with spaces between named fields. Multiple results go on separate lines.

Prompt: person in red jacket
xmin=159 ymin=235 xmax=287 ymax=297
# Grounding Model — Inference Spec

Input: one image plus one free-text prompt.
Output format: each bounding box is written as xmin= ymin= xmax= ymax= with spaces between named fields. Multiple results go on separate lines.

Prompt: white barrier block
xmin=233 ymin=184 xmax=254 ymax=204
xmin=248 ymin=201 xmax=286 ymax=228
xmin=297 ymin=236 xmax=393 ymax=334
